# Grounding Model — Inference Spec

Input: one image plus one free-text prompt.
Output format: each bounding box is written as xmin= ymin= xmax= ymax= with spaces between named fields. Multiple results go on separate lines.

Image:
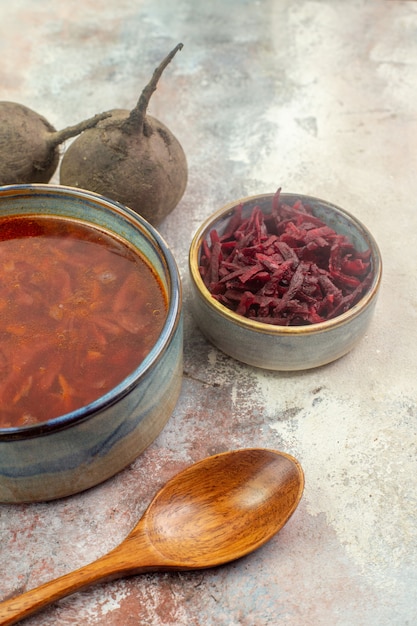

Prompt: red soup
xmin=0 ymin=216 xmax=167 ymax=428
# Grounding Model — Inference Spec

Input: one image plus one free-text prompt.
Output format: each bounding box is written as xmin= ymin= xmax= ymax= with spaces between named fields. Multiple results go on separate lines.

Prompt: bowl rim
xmin=189 ymin=192 xmax=382 ymax=337
xmin=0 ymin=184 xmax=182 ymax=441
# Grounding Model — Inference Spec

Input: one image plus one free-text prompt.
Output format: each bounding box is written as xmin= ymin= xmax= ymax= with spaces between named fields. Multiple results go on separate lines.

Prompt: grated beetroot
xmin=199 ymin=189 xmax=373 ymax=326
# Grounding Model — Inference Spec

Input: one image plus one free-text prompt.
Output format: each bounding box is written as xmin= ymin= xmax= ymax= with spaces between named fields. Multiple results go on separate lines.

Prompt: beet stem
xmin=47 ymin=111 xmax=112 ymax=147
xmin=122 ymin=43 xmax=184 ymax=133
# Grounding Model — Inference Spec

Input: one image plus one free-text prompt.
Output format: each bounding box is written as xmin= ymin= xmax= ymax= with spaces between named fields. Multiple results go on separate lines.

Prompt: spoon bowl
xmin=143 ymin=447 xmax=303 ymax=568
xmin=0 ymin=448 xmax=304 ymax=625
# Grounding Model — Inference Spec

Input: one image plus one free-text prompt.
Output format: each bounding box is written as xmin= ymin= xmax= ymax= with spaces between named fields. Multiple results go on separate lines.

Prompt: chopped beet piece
xmin=199 ymin=191 xmax=373 ymax=325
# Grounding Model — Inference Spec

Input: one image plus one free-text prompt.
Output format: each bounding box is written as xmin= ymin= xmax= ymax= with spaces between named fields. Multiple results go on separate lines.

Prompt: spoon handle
xmin=0 ymin=530 xmax=160 ymax=625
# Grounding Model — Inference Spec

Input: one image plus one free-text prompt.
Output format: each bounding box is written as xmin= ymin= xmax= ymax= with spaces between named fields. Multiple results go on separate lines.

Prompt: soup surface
xmin=0 ymin=215 xmax=167 ymax=428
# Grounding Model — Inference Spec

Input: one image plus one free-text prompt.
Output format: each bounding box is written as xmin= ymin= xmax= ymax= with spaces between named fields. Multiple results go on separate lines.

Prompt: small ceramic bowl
xmin=189 ymin=192 xmax=382 ymax=371
xmin=0 ymin=184 xmax=183 ymax=503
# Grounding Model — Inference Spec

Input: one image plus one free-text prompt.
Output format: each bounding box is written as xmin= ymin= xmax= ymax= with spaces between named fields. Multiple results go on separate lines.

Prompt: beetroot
xmin=0 ymin=102 xmax=110 ymax=185
xmin=59 ymin=44 xmax=187 ymax=226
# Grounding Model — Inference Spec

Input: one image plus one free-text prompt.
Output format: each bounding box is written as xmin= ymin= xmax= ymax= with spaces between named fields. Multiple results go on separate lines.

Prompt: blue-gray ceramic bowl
xmin=0 ymin=184 xmax=183 ymax=503
xmin=189 ymin=192 xmax=382 ymax=371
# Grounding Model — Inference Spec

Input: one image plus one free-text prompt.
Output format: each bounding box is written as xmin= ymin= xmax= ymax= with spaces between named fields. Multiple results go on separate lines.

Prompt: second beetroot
xmin=59 ymin=44 xmax=187 ymax=226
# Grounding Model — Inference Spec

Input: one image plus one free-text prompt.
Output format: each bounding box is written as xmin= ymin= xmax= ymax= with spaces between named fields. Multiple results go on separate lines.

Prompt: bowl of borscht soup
xmin=0 ymin=184 xmax=183 ymax=502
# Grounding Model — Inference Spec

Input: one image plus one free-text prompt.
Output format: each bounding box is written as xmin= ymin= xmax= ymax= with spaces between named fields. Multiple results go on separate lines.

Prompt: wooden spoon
xmin=0 ymin=448 xmax=304 ymax=625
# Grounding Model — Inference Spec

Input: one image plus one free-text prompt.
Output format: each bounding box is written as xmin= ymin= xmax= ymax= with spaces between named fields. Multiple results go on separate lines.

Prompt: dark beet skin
xmin=0 ymin=102 xmax=59 ymax=184
xmin=0 ymin=101 xmax=111 ymax=185
xmin=59 ymin=44 xmax=188 ymax=226
xmin=60 ymin=110 xmax=187 ymax=226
